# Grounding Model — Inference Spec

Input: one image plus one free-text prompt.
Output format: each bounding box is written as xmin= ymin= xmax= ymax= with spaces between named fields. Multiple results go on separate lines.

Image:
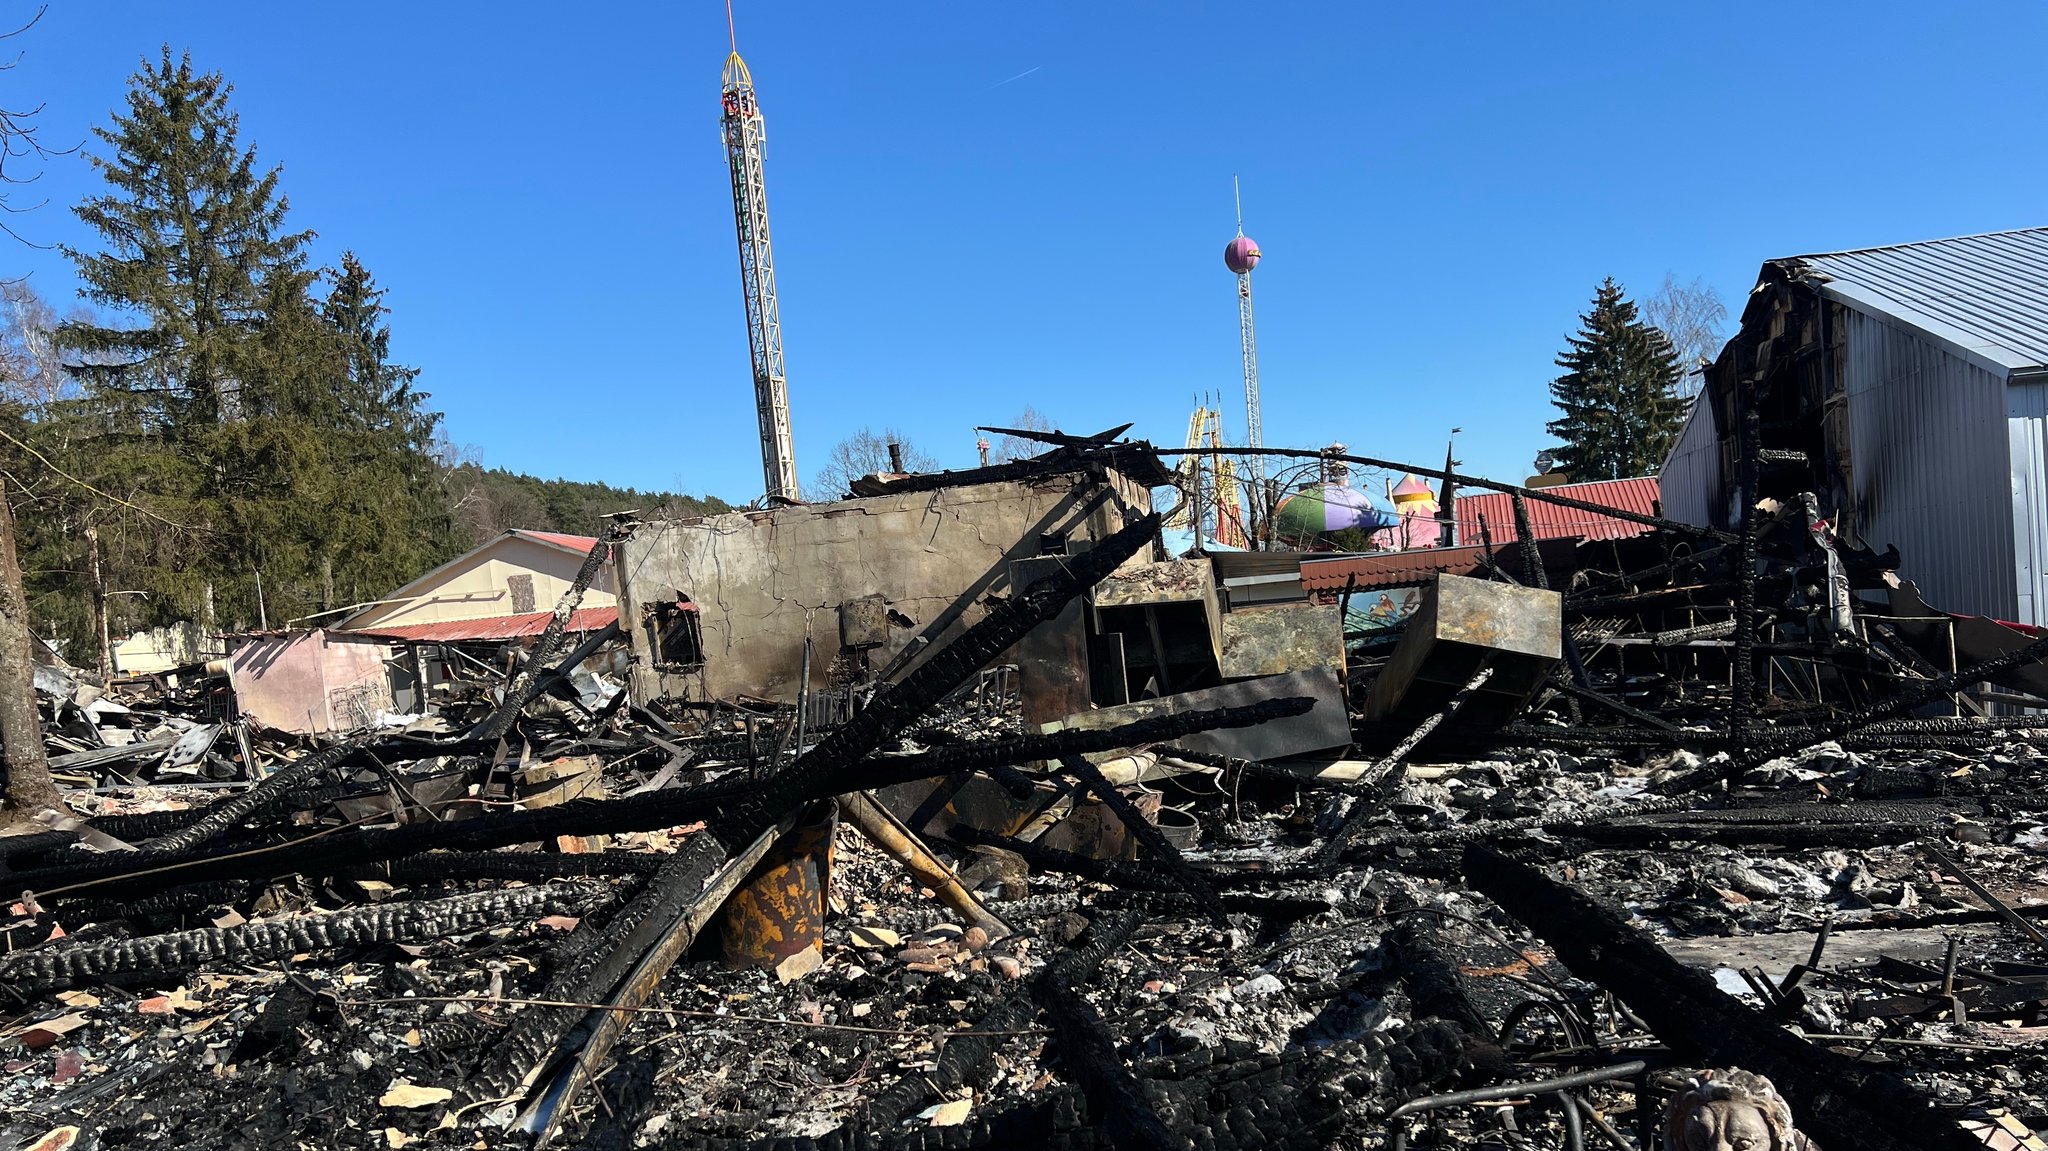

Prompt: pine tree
xmin=60 ymin=49 xmax=313 ymax=429
xmin=314 ymin=253 xmax=460 ymax=609
xmin=1544 ymin=278 xmax=1686 ymax=482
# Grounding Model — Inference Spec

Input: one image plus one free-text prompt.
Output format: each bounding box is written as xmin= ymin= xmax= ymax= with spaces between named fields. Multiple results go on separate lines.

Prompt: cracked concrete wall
xmin=617 ymin=471 xmax=1154 ymax=703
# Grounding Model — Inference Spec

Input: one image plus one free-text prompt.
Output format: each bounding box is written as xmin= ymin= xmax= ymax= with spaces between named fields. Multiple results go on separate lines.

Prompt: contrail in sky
xmin=989 ymin=66 xmax=1042 ymax=90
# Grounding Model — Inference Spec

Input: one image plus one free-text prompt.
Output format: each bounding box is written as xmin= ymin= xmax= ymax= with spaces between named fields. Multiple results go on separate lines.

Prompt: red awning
xmin=348 ymin=606 xmax=620 ymax=643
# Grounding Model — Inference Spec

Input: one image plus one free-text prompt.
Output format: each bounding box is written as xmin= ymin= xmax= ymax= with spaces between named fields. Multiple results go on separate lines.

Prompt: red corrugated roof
xmin=512 ymin=530 xmax=601 ymax=553
xmin=1300 ymin=538 xmax=1583 ymax=593
xmin=351 ymin=606 xmax=619 ymax=643
xmin=1452 ymin=477 xmax=1661 ymax=543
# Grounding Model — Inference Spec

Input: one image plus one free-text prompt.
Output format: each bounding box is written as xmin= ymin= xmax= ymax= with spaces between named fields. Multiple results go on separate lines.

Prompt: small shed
xmin=227 ymin=629 xmax=399 ymax=734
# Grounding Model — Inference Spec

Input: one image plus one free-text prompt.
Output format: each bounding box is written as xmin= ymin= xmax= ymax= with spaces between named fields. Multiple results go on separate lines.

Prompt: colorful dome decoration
xmin=1272 ymin=484 xmax=1394 ymax=547
xmin=1386 ymin=473 xmax=1442 ymax=550
xmin=1224 ymin=235 xmax=1261 ymax=275
xmin=1391 ymin=473 xmax=1436 ymax=510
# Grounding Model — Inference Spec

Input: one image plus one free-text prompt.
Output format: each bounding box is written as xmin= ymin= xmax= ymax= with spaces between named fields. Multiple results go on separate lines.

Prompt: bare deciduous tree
xmin=989 ymin=406 xmax=1055 ymax=464
xmin=812 ymin=427 xmax=939 ymax=499
xmin=0 ymin=280 xmax=73 ymax=413
xmin=1642 ymin=274 xmax=1729 ymax=398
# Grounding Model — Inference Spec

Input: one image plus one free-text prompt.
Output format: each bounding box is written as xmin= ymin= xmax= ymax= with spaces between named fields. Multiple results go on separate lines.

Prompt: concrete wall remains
xmin=617 ymin=469 xmax=1155 ymax=703
xmin=111 ymin=622 xmax=226 ymax=676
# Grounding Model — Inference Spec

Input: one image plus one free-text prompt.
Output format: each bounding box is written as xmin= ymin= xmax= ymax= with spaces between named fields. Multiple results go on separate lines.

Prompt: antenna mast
xmin=722 ymin=17 xmax=799 ymax=501
xmin=1224 ymin=177 xmax=1266 ymax=527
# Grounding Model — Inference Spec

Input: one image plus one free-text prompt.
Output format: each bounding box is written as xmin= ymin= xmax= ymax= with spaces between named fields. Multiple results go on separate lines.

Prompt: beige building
xmin=338 ymin=529 xmax=616 ymax=639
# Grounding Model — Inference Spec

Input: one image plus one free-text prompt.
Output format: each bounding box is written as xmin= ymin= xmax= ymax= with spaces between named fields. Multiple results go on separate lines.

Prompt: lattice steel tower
xmin=722 ymin=46 xmax=799 ymax=501
xmin=1223 ymin=178 xmax=1265 ymax=503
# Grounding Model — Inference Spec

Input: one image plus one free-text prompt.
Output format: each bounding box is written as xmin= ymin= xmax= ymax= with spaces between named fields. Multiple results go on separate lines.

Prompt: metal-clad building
xmin=1660 ymin=227 xmax=2048 ymax=623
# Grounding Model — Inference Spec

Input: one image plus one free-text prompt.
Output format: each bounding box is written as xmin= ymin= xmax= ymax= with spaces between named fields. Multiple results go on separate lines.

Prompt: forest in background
xmin=0 ymin=49 xmax=728 ymax=657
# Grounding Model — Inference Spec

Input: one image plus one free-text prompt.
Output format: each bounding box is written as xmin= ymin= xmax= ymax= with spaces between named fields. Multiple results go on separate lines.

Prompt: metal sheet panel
xmin=348 ymin=606 xmax=620 ymax=643
xmin=1841 ymin=307 xmax=2019 ymax=621
xmin=1799 ymin=228 xmax=2048 ymax=373
xmin=1659 ymin=396 xmax=1724 ymax=528
xmin=2006 ymin=379 xmax=2048 ymax=626
xmin=1452 ymin=477 xmax=1662 ymax=542
xmin=1218 ymin=604 xmax=1345 ymax=680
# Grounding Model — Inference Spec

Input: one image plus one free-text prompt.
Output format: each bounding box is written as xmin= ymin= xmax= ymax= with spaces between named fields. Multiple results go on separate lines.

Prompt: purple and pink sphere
xmin=1224 ymin=235 xmax=1261 ymax=275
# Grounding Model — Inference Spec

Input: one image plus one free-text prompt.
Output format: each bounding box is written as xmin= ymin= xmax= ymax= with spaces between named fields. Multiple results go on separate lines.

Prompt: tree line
xmin=0 ymin=50 xmax=727 ymax=665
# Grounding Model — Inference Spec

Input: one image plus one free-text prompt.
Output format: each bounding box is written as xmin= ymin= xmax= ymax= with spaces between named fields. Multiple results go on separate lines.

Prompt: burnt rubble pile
xmin=7 ymin=464 xmax=2048 ymax=1151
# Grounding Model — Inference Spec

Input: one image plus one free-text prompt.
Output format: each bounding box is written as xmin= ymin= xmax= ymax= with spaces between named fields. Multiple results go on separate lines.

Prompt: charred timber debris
xmin=5 ymin=442 xmax=2048 ymax=1150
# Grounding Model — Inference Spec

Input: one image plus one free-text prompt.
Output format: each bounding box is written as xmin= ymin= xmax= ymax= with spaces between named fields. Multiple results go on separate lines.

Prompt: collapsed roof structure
xmin=5 ymin=420 xmax=2048 ymax=1150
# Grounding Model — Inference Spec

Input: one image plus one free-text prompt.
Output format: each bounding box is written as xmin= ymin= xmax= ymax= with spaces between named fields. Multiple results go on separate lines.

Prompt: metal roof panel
xmin=1794 ymin=227 xmax=2048 ymax=371
xmin=1452 ymin=477 xmax=1662 ymax=543
xmin=348 ymin=606 xmax=619 ymax=643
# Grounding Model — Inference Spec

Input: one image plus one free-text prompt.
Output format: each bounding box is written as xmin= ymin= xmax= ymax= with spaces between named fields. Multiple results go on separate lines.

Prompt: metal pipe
xmin=840 ymin=790 xmax=1010 ymax=938
xmin=1386 ymin=1061 xmax=1648 ymax=1119
xmin=1554 ymin=1090 xmax=1585 ymax=1151
xmin=1923 ymin=843 xmax=2048 ymax=947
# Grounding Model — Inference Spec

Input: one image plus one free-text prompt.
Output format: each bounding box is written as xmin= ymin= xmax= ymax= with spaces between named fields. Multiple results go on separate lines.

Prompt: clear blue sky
xmin=9 ymin=2 xmax=2048 ymax=503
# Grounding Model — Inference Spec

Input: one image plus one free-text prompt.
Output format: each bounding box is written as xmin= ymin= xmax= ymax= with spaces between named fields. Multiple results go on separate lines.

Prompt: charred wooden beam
xmin=841 ymin=791 xmax=1010 ymax=937
xmin=470 ymin=518 xmax=1162 ymax=1111
xmin=20 ymin=678 xmax=1298 ymax=909
xmin=711 ymin=514 xmax=1161 ymax=852
xmin=0 ymin=883 xmax=602 ymax=996
xmin=1465 ymin=842 xmax=1986 ymax=1151
xmin=466 ymin=838 xmax=728 ymax=1102
xmin=1656 ymin=631 xmax=2048 ymax=795
xmin=1027 ymin=908 xmax=1181 ymax=1151
xmin=1058 ymin=754 xmax=1229 ymax=928
xmin=472 ymin=530 xmax=623 ymax=743
xmin=521 ymin=814 xmax=797 ymax=1146
xmin=1318 ymin=665 xmax=1496 ymax=866
xmin=138 ymin=736 xmax=366 ymax=855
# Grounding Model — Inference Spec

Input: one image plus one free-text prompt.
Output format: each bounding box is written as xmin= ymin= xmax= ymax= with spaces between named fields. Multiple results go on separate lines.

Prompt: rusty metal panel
xmin=1010 ymin=557 xmax=1092 ymax=726
xmin=1365 ymin=574 xmax=1560 ymax=731
xmin=1092 ymin=558 xmax=1216 ymax=609
xmin=719 ymin=799 xmax=837 ymax=971
xmin=839 ymin=594 xmax=888 ymax=649
xmin=1219 ymin=604 xmax=1344 ymax=680
xmin=1042 ymin=667 xmax=1350 ymax=761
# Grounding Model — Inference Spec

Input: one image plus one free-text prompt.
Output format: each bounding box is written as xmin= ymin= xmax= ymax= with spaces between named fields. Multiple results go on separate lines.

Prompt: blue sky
xmin=9 ymin=2 xmax=2048 ymax=504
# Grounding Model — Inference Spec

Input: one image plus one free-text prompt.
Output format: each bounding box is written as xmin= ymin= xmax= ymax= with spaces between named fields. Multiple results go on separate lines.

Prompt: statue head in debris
xmin=1663 ymin=1069 xmax=1820 ymax=1151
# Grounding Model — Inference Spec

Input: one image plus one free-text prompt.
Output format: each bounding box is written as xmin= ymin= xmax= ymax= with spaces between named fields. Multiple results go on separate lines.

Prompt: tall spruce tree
xmin=1544 ymin=278 xmax=1686 ymax=481
xmin=53 ymin=50 xmax=326 ymax=629
xmin=314 ymin=253 xmax=459 ymax=609
xmin=60 ymin=49 xmax=312 ymax=429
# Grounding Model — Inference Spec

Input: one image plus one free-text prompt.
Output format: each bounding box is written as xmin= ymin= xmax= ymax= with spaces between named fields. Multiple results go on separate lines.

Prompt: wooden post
xmin=85 ymin=525 xmax=111 ymax=680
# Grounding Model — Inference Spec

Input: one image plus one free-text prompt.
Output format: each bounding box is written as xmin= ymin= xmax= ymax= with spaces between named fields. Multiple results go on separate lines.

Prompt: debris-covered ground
xmin=7 ymin=472 xmax=2048 ymax=1151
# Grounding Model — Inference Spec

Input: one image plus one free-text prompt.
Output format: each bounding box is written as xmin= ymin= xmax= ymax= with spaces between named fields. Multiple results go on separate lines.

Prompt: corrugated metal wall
xmin=1842 ymin=308 xmax=2018 ymax=621
xmin=2004 ymin=379 xmax=2048 ymax=625
xmin=1658 ymin=397 xmax=1723 ymax=527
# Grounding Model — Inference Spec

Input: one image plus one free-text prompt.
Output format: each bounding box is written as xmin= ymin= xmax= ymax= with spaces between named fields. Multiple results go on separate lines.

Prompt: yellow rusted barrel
xmin=719 ymin=798 xmax=837 ymax=971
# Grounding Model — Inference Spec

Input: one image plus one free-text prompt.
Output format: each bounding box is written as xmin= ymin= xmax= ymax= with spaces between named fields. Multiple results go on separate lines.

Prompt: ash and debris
xmin=6 ymin=476 xmax=2048 ymax=1151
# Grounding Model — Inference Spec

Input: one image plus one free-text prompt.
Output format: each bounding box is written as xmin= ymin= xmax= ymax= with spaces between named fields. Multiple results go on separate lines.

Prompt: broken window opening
xmin=646 ymin=593 xmax=704 ymax=669
xmin=507 ymin=573 xmax=537 ymax=614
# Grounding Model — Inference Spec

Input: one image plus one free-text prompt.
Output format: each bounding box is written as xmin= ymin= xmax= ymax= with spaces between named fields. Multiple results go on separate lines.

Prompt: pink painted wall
xmin=228 ymin=630 xmax=398 ymax=734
